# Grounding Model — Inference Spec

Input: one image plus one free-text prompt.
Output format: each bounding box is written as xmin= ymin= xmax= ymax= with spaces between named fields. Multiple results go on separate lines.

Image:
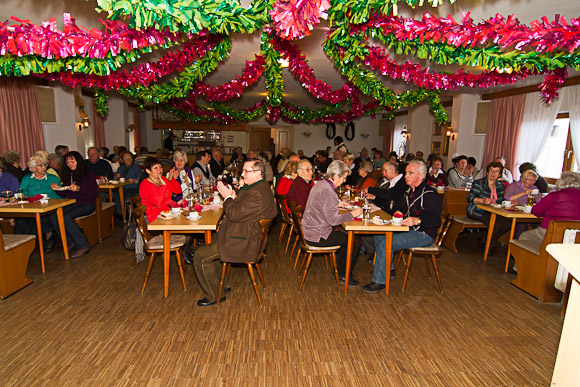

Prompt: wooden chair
xmin=395 ymin=215 xmax=454 ymax=292
xmin=441 ymin=190 xmax=487 ymax=253
xmin=0 ymin=228 xmax=36 ymax=299
xmin=275 ymin=194 xmax=295 ymax=255
xmin=509 ymin=220 xmax=580 ymax=303
xmin=134 ymin=205 xmax=187 ymax=294
xmin=74 ymin=200 xmax=100 ymax=247
xmin=290 ymin=211 xmax=341 ymax=292
xmin=286 ymin=201 xmax=303 ymax=261
xmin=217 ymin=218 xmax=274 ymax=307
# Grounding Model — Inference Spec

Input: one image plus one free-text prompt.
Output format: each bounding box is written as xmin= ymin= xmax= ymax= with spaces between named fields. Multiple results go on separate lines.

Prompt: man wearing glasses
xmin=286 ymin=159 xmax=314 ymax=213
xmin=192 ymin=159 xmax=277 ymax=307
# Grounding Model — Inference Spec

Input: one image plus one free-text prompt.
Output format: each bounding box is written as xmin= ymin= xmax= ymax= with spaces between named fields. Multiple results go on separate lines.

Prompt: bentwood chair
xmin=275 ymin=194 xmax=295 ymax=254
xmin=395 ymin=215 xmax=454 ymax=292
xmin=290 ymin=211 xmax=341 ymax=292
xmin=134 ymin=205 xmax=187 ymax=294
xmin=286 ymin=201 xmax=303 ymax=262
xmin=217 ymin=218 xmax=274 ymax=307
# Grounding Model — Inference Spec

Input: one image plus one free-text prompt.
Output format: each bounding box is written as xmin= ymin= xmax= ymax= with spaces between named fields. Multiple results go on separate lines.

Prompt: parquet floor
xmin=0 ymin=223 xmax=562 ymax=386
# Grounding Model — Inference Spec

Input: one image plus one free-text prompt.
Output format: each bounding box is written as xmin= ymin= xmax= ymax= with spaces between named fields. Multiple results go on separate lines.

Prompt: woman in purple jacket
xmin=302 ymin=160 xmax=363 ymax=286
xmin=519 ymin=171 xmax=580 ymax=242
xmin=50 ymin=151 xmax=99 ymax=258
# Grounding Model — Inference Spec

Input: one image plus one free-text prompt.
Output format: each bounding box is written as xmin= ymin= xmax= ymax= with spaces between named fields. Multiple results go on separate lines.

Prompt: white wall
xmin=407 ymin=103 xmax=435 ymax=158
xmin=41 ymin=86 xmax=80 ymax=155
xmin=450 ymin=94 xmax=486 ymax=169
xmin=103 ymin=96 xmax=128 ymax=150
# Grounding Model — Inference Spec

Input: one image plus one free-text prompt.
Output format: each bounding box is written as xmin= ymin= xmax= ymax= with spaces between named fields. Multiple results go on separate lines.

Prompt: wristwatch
xmin=416 ymin=218 xmax=421 ymax=225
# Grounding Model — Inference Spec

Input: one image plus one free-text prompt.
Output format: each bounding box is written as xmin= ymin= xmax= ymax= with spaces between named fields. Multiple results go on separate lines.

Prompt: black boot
xmin=183 ymin=238 xmax=195 ymax=264
xmin=44 ymin=233 xmax=56 ymax=253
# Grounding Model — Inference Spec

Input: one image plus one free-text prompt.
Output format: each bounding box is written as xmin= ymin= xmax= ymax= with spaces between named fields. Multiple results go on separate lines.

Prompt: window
xmin=535 ymin=115 xmax=578 ymax=179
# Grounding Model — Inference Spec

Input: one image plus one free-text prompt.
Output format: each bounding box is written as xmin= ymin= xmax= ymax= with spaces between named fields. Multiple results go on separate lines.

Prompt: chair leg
xmin=175 ymin=250 xmax=187 ymax=291
xmin=402 ymin=252 xmax=414 ymax=292
xmin=331 ymin=252 xmax=340 ymax=292
xmin=278 ymin=223 xmax=287 ymax=245
xmin=293 ymin=248 xmax=302 ymax=269
xmin=395 ymin=250 xmax=405 ymax=272
xmin=298 ymin=253 xmax=314 ymax=291
xmin=284 ymin=225 xmax=293 ymax=254
xmin=217 ymin=262 xmax=228 ymax=305
xmin=131 ymin=253 xmax=136 ymax=267
xmin=299 ymin=251 xmax=308 ymax=275
xmin=255 ymin=262 xmax=266 ymax=288
xmin=290 ymin=235 xmax=299 ymax=258
xmin=372 ymin=252 xmax=376 ymax=266
xmin=424 ymin=256 xmax=432 ymax=278
xmin=324 ymin=253 xmax=329 ymax=268
xmin=247 ymin=264 xmax=263 ymax=306
xmin=431 ymin=255 xmax=443 ymax=293
xmin=141 ymin=253 xmax=156 ymax=293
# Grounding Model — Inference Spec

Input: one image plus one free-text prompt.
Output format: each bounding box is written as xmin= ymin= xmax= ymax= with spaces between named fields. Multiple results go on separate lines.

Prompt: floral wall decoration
xmin=0 ymin=0 xmax=579 ymax=122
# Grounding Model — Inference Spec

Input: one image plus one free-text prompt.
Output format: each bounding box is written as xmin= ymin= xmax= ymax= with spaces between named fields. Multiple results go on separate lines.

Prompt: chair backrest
xmin=540 ymin=220 xmax=580 ymax=252
xmin=287 ymin=200 xmax=303 ymax=215
xmin=133 ymin=205 xmax=153 ymax=243
xmin=257 ymin=218 xmax=274 ymax=259
xmin=435 ymin=215 xmax=454 ymax=247
xmin=290 ymin=211 xmax=309 ymax=250
xmin=275 ymin=194 xmax=292 ymax=223
xmin=0 ymin=228 xmax=4 ymax=251
xmin=442 ymin=190 xmax=469 ymax=217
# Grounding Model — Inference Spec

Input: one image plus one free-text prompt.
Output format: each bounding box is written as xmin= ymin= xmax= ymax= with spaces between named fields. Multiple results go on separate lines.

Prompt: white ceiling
xmin=2 ymin=0 xmax=580 ymax=110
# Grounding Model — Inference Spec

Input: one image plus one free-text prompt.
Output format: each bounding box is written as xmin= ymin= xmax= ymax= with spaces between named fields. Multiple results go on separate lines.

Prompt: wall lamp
xmin=446 ymin=127 xmax=456 ymax=141
xmin=302 ymin=129 xmax=312 ymax=137
xmin=79 ymin=106 xmax=91 ymax=128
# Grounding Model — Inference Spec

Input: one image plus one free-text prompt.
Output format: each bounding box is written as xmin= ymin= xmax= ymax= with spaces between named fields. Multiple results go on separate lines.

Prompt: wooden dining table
xmin=477 ymin=204 xmax=541 ymax=272
xmin=342 ymin=209 xmax=409 ymax=295
xmin=148 ymin=207 xmax=223 ymax=297
xmin=0 ymin=198 xmax=76 ymax=272
xmin=98 ymin=181 xmax=129 ymax=221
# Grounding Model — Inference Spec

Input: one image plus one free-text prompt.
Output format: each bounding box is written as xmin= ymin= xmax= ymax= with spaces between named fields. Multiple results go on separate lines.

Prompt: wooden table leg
xmin=108 ymin=188 xmax=113 ymax=203
xmin=57 ymin=208 xmax=70 ymax=260
xmin=204 ymin=230 xmax=212 ymax=245
xmin=344 ymin=231 xmax=354 ymax=294
xmin=504 ymin=218 xmax=517 ymax=272
xmin=483 ymin=213 xmax=496 ymax=261
xmin=164 ymin=230 xmax=170 ymax=297
xmin=119 ymin=187 xmax=126 ymax=222
xmin=35 ymin=214 xmax=45 ymax=273
xmin=384 ymin=231 xmax=392 ymax=295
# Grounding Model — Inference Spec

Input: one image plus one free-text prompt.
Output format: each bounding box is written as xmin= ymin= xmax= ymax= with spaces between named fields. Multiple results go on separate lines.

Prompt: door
xmin=249 ymin=126 xmax=271 ymax=153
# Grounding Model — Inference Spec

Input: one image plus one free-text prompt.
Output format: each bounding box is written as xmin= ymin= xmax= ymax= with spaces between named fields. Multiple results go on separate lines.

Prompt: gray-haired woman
xmin=301 ymin=160 xmax=363 ymax=286
xmin=519 ymin=171 xmax=580 ymax=241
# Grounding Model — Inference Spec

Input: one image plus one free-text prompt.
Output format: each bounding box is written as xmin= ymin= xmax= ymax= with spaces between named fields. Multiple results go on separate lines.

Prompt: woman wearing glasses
xmin=139 ymin=157 xmax=181 ymax=222
xmin=505 ymin=169 xmax=541 ymax=238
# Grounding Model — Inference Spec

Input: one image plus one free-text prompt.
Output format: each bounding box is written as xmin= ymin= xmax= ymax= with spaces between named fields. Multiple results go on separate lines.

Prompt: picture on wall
xmin=433 ymin=122 xmax=448 ymax=136
xmin=431 ymin=141 xmax=441 ymax=155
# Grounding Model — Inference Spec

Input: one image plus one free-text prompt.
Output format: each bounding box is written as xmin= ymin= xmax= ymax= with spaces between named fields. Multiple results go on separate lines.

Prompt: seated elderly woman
xmin=169 ymin=150 xmax=202 ymax=203
xmin=49 ymin=151 xmax=99 ymax=257
xmin=505 ymin=169 xmax=541 ymax=238
xmin=276 ymin=161 xmax=298 ymax=213
xmin=301 ymin=160 xmax=363 ymax=285
xmin=467 ymin=161 xmax=511 ymax=256
xmin=15 ymin=155 xmax=61 ymax=251
xmin=139 ymin=156 xmax=182 ymax=222
xmin=355 ymin=161 xmax=377 ymax=191
xmin=519 ymin=171 xmax=580 ymax=241
xmin=426 ymin=156 xmax=448 ymax=187
xmin=113 ymin=151 xmax=143 ymax=217
xmin=0 ymin=157 xmax=20 ymax=194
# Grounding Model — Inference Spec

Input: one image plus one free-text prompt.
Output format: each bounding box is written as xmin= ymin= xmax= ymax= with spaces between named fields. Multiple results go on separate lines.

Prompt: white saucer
xmin=187 ymin=215 xmax=202 ymax=221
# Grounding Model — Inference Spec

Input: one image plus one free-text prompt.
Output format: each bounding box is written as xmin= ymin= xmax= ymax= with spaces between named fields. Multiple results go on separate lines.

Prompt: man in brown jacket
xmin=193 ymin=159 xmax=277 ymax=306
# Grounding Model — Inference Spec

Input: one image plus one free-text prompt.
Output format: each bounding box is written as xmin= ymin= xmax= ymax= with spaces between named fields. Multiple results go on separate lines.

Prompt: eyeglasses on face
xmin=242 ymin=169 xmax=259 ymax=174
xmin=299 ymin=168 xmax=313 ymax=172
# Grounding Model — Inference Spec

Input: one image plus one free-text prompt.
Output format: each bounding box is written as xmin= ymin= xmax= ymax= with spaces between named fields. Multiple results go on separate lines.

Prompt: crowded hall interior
xmin=3 ymin=0 xmax=580 ymax=384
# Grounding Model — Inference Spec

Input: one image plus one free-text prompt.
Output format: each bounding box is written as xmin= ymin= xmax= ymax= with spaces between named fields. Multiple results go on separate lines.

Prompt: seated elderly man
xmin=365 ymin=161 xmax=408 ymax=212
xmin=363 ymin=160 xmax=442 ymax=293
xmin=193 ymin=159 xmax=277 ymax=306
xmin=286 ymin=159 xmax=314 ymax=212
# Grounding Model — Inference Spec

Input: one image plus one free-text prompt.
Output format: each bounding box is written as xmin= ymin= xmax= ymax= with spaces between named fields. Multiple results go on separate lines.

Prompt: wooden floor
xmin=0 ymin=223 xmax=563 ymax=386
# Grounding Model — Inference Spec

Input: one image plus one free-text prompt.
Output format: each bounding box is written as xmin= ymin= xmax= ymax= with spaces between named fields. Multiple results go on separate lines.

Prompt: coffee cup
xmin=40 ymin=194 xmax=48 ymax=200
xmin=523 ymin=205 xmax=532 ymax=213
xmin=392 ymin=217 xmax=402 ymax=225
xmin=188 ymin=211 xmax=200 ymax=220
xmin=171 ymin=207 xmax=181 ymax=214
xmin=119 ymin=178 xmax=125 ymax=183
xmin=502 ymin=200 xmax=512 ymax=208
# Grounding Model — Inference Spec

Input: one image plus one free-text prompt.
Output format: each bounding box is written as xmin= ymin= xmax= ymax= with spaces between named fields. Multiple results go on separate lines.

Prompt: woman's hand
xmin=366 ymin=193 xmax=376 ymax=200
xmin=50 ymin=183 xmax=60 ymax=190
xmin=167 ymin=167 xmax=179 ymax=180
xmin=195 ymin=174 xmax=202 ymax=183
xmin=350 ymin=208 xmax=363 ymax=218
xmin=70 ymin=184 xmax=80 ymax=192
xmin=338 ymin=200 xmax=349 ymax=208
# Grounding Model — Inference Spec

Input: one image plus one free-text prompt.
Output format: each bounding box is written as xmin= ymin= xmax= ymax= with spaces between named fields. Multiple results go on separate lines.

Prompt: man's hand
xmin=338 ymin=200 xmax=349 ymax=208
xmin=217 ymin=181 xmax=236 ymax=199
xmin=366 ymin=193 xmax=376 ymax=200
xmin=350 ymin=208 xmax=363 ymax=218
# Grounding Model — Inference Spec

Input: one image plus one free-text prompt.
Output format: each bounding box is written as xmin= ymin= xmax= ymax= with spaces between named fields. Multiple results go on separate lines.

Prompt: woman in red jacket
xmin=139 ymin=157 xmax=181 ymax=221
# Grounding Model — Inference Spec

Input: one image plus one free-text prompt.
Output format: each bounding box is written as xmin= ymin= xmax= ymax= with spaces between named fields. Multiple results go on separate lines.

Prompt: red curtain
xmin=382 ymin=119 xmax=395 ymax=155
xmin=0 ymin=77 xmax=45 ymax=162
xmin=92 ymin=99 xmax=106 ymax=148
xmin=132 ymin=107 xmax=142 ymax=148
xmin=482 ymin=94 xmax=525 ymax=172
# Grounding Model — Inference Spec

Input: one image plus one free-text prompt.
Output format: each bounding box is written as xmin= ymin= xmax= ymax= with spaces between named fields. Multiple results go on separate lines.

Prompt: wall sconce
xmin=446 ymin=127 xmax=456 ymax=140
xmin=302 ymin=129 xmax=312 ymax=137
xmin=360 ymin=131 xmax=369 ymax=139
xmin=78 ymin=124 xmax=83 ymax=132
xmin=127 ymin=124 xmax=135 ymax=133
xmin=79 ymin=106 xmax=91 ymax=128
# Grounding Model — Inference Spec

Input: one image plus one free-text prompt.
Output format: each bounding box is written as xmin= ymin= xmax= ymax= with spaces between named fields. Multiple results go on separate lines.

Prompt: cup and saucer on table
xmin=187 ymin=211 xmax=202 ymax=221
